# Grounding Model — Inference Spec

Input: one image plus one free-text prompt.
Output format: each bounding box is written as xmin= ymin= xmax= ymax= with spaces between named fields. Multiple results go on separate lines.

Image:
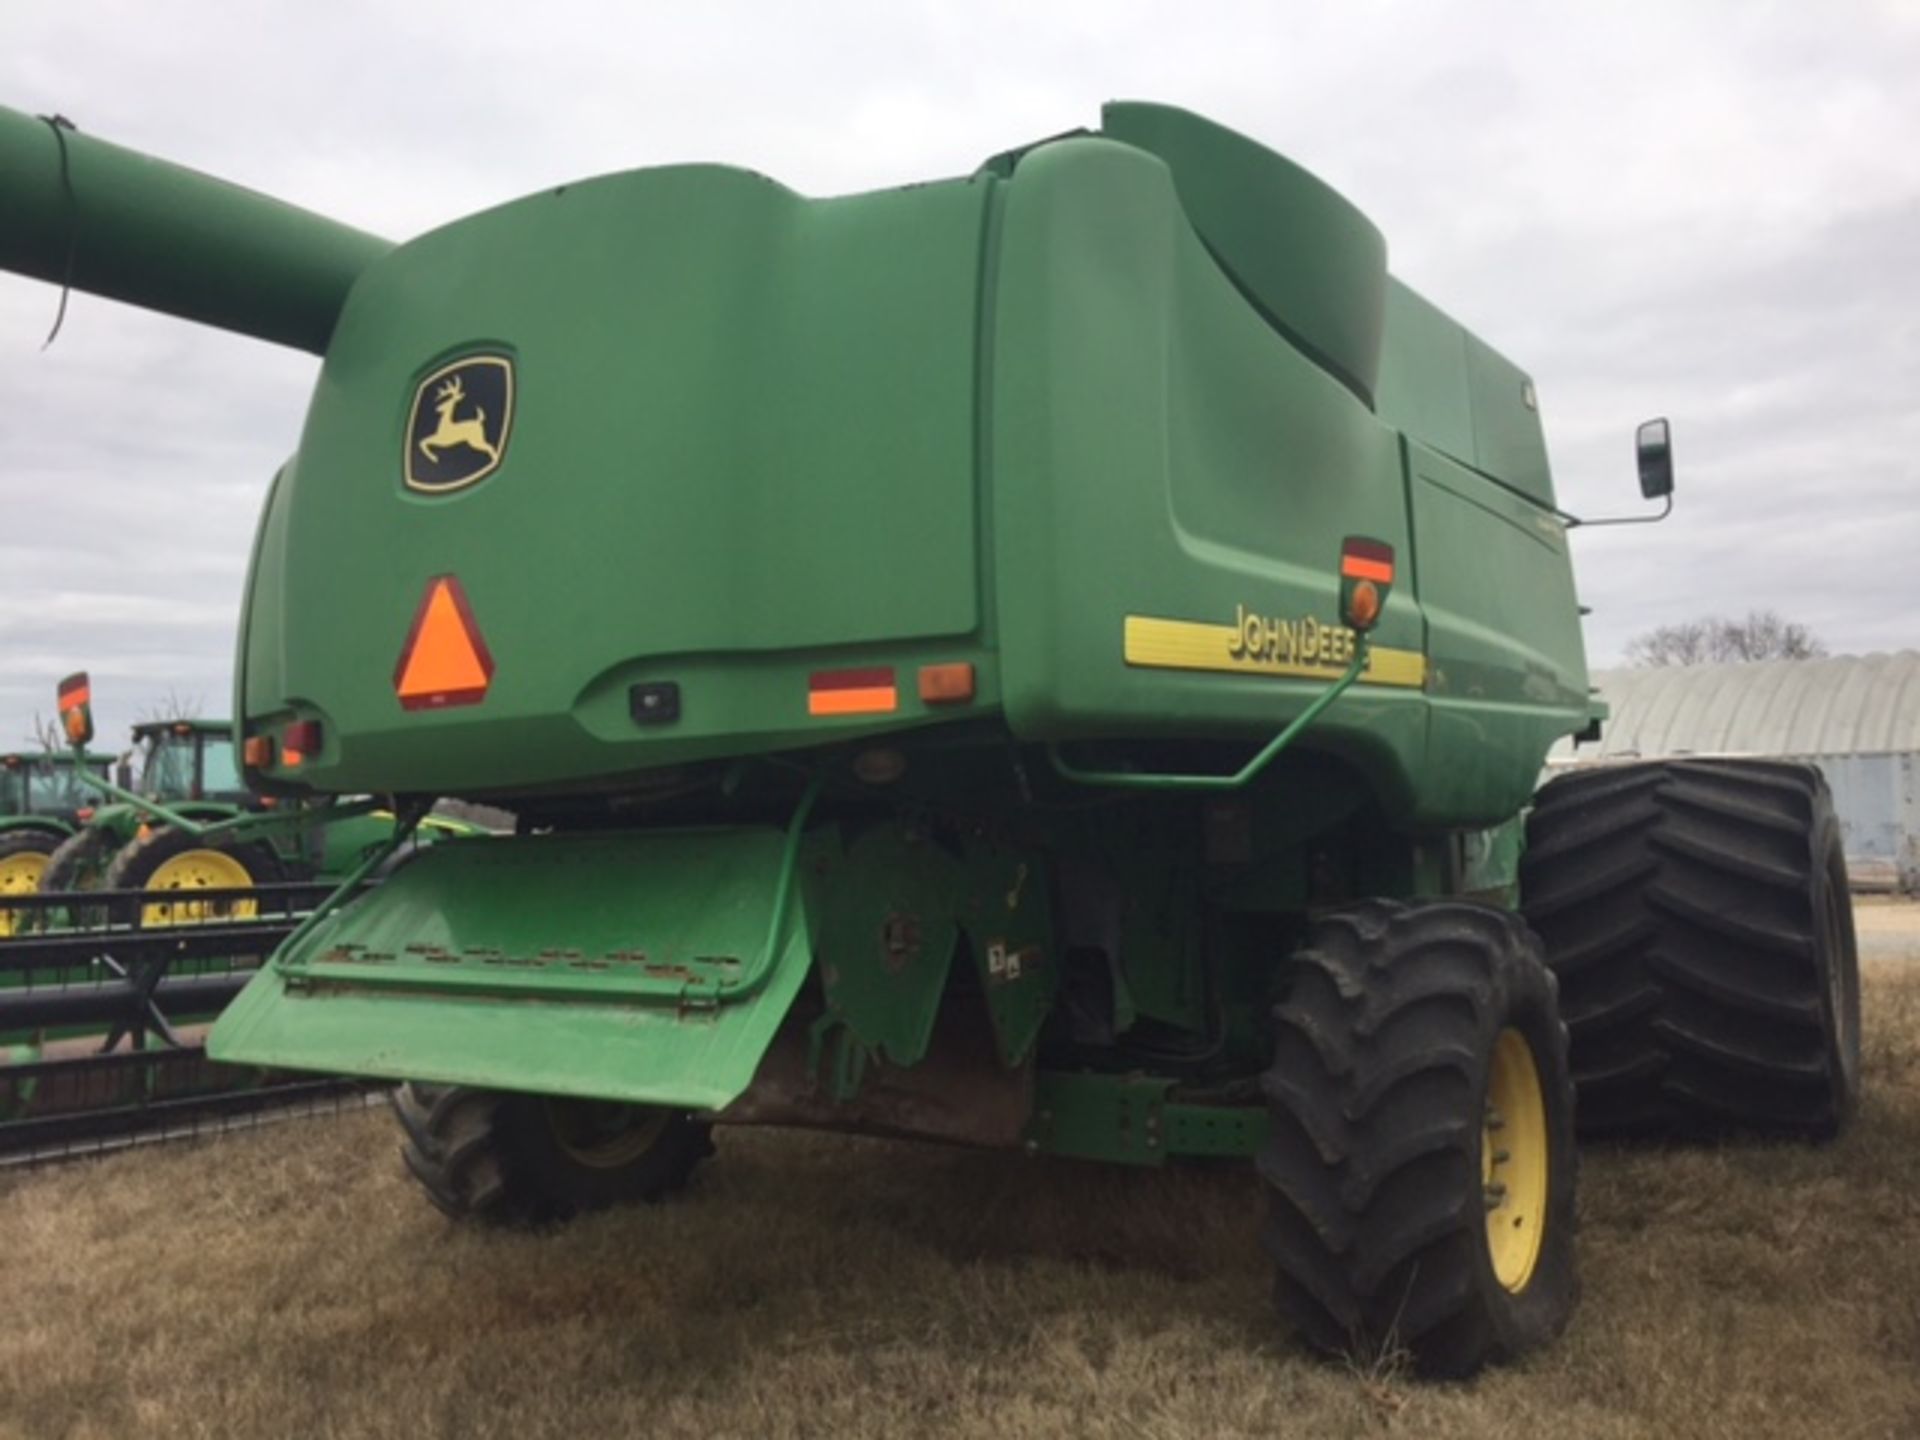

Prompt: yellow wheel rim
xmin=140 ymin=849 xmax=259 ymax=927
xmin=545 ymin=1099 xmax=670 ymax=1170
xmin=0 ymin=850 xmax=50 ymax=937
xmin=1483 ymin=1026 xmax=1550 ymax=1293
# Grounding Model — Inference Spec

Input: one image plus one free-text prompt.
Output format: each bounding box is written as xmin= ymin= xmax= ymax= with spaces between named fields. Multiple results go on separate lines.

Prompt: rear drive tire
xmin=38 ymin=823 xmax=119 ymax=892
xmin=1521 ymin=760 xmax=1861 ymax=1139
xmin=0 ymin=830 xmax=60 ymax=935
xmin=392 ymin=1082 xmax=714 ymax=1225
xmin=103 ymin=825 xmax=286 ymax=926
xmin=1260 ymin=901 xmax=1578 ymax=1378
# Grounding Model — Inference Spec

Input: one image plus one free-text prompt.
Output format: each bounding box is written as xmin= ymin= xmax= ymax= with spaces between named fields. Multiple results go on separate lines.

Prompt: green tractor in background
xmin=0 ymin=749 xmax=113 ymax=932
xmin=0 ymin=100 xmax=1861 ymax=1377
xmin=39 ymin=703 xmax=464 ymax=920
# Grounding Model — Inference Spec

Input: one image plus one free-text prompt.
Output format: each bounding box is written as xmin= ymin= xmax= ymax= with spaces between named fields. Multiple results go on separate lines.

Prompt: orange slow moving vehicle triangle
xmin=394 ymin=575 xmax=494 ymax=710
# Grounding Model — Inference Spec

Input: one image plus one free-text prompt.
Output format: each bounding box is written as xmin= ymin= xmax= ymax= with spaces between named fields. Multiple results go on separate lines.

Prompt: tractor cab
xmin=129 ymin=721 xmax=250 ymax=806
xmin=1 ymin=751 xmax=113 ymax=823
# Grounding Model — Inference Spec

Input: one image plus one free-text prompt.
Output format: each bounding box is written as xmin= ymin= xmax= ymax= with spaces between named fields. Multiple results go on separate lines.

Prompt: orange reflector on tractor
xmin=243 ymin=735 xmax=273 ymax=769
xmin=918 ymin=662 xmax=975 ymax=705
xmin=808 ymin=667 xmax=898 ymax=717
xmin=394 ymin=575 xmax=495 ymax=711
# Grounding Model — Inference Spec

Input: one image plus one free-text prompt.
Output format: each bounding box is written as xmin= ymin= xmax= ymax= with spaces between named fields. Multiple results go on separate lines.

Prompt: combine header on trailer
xmin=0 ymin=100 xmax=1860 ymax=1375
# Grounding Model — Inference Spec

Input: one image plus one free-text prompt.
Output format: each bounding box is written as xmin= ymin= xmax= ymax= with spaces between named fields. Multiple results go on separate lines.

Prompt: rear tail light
xmin=282 ymin=721 xmax=324 ymax=767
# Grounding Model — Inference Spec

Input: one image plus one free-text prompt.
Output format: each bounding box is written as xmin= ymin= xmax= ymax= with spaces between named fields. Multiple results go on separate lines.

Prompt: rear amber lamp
xmin=75 ymin=807 xmax=94 ymax=823
xmin=283 ymin=720 xmax=323 ymax=758
xmin=1345 ymin=579 xmax=1382 ymax=630
xmin=242 ymin=736 xmax=274 ymax=768
xmin=172 ymin=722 xmax=193 ymax=736
xmin=917 ymin=663 xmax=975 ymax=705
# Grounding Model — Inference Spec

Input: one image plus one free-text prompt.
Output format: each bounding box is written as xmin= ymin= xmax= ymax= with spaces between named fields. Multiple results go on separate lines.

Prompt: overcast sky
xmin=3 ymin=1 xmax=1918 ymax=751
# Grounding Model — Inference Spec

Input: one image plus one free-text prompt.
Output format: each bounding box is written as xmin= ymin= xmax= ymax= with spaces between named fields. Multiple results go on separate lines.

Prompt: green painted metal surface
xmin=0 ymin=106 xmax=387 ymax=352
xmin=209 ymin=827 xmax=815 ymax=1109
xmin=1025 ymin=1071 xmax=1268 ymax=1164
xmin=3 ymin=101 xmax=1617 ymax=1158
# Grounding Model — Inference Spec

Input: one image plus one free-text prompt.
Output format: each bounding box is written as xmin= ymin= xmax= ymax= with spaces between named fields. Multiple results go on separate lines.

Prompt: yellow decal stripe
xmin=1124 ymin=616 xmax=1427 ymax=689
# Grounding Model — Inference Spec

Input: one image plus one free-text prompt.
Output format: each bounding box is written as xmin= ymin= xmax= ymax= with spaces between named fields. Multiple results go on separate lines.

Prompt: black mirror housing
xmin=1636 ymin=417 xmax=1674 ymax=500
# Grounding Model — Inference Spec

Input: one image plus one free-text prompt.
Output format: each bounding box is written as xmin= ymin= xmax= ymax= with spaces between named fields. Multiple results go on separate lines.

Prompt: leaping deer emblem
xmin=418 ymin=375 xmax=499 ymax=464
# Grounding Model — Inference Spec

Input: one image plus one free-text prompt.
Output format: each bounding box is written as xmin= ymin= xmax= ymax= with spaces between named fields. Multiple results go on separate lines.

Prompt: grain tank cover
xmin=1099 ymin=102 xmax=1388 ymax=405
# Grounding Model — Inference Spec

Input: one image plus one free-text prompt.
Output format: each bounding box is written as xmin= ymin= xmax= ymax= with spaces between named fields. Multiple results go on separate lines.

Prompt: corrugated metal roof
xmin=1553 ymin=652 xmax=1920 ymax=759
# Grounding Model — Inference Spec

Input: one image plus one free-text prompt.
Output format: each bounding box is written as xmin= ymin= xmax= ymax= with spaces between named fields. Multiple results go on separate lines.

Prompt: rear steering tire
xmin=1260 ymin=901 xmax=1578 ymax=1377
xmin=392 ymin=1082 xmax=714 ymax=1225
xmin=1521 ymin=760 xmax=1861 ymax=1139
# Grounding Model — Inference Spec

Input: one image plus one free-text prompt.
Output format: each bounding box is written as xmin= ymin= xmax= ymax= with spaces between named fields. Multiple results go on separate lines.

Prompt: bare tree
xmin=1625 ymin=610 xmax=1827 ymax=667
xmin=23 ymin=712 xmax=64 ymax=753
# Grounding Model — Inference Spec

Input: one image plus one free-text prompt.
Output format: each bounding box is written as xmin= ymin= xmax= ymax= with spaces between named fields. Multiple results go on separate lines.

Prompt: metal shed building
xmin=1549 ymin=652 xmax=1920 ymax=891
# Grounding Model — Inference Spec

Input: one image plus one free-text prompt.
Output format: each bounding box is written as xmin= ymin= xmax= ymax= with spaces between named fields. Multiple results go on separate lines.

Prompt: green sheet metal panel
xmin=1406 ymin=441 xmax=1588 ymax=823
xmin=209 ymin=827 xmax=817 ymax=1109
xmin=989 ymin=138 xmax=1429 ymax=819
xmin=243 ymin=165 xmax=989 ymax=793
xmin=1100 ymin=102 xmax=1388 ymax=405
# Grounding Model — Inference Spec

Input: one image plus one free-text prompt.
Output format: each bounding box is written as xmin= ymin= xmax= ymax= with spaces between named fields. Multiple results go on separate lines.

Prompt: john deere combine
xmin=0 ymin=101 xmax=1859 ymax=1375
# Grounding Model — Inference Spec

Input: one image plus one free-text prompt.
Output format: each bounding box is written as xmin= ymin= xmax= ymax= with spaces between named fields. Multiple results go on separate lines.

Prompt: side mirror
xmin=56 ymin=672 xmax=95 ymax=748
xmin=1636 ymin=417 xmax=1674 ymax=500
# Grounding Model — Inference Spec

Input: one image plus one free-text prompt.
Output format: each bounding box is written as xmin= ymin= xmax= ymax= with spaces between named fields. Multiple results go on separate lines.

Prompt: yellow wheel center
xmin=1483 ymin=1026 xmax=1550 ymax=1293
xmin=544 ymin=1099 xmax=670 ymax=1170
xmin=140 ymin=849 xmax=259 ymax=928
xmin=0 ymin=850 xmax=50 ymax=937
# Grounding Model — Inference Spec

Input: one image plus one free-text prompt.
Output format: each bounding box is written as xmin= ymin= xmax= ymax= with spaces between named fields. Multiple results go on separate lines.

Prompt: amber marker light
xmin=1346 ymin=580 xmax=1382 ymax=630
xmin=918 ymin=662 xmax=975 ymax=705
xmin=242 ymin=736 xmax=273 ymax=768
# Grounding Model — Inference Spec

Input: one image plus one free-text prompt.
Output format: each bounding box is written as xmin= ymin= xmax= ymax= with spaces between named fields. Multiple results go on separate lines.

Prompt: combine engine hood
xmin=241 ymin=164 xmax=991 ymax=797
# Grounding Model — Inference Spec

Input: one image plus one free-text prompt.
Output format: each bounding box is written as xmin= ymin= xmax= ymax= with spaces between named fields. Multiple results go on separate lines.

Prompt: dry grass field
xmin=3 ymin=905 xmax=1918 ymax=1440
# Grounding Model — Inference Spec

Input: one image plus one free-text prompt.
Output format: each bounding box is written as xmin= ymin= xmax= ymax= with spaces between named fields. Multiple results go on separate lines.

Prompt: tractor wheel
xmin=104 ymin=826 xmax=286 ymax=927
xmin=38 ymin=823 xmax=118 ymax=893
xmin=0 ymin=831 xmax=59 ymax=936
xmin=1521 ymin=760 xmax=1860 ymax=1139
xmin=391 ymin=1082 xmax=714 ymax=1225
xmin=1260 ymin=900 xmax=1577 ymax=1378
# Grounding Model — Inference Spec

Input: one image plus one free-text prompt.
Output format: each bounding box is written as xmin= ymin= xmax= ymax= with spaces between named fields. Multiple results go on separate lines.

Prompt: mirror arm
xmin=1562 ymin=493 xmax=1673 ymax=530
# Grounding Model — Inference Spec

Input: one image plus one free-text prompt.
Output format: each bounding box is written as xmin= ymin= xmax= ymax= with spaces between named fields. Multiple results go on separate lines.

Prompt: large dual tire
xmin=1521 ymin=760 xmax=1861 ymax=1139
xmin=392 ymin=1083 xmax=714 ymax=1225
xmin=1260 ymin=901 xmax=1578 ymax=1377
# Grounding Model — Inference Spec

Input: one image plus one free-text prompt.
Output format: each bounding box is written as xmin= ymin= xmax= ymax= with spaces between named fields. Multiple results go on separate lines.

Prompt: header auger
xmin=0 ymin=100 xmax=1857 ymax=1377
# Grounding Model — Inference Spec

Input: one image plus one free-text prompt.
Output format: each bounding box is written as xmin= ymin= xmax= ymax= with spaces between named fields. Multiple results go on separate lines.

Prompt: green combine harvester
xmin=0 ymin=101 xmax=1860 ymax=1375
xmin=0 ymin=749 xmax=111 ymax=930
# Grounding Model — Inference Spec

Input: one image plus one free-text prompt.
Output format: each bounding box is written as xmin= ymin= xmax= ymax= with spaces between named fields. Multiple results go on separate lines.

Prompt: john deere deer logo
xmin=404 ymin=354 xmax=514 ymax=493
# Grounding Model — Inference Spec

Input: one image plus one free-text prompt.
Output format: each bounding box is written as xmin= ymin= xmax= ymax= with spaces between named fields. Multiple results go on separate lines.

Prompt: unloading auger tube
xmin=0 ymin=105 xmax=388 ymax=352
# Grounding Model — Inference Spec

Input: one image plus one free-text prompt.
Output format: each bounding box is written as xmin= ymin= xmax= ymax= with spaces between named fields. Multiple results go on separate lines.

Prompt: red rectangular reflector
xmin=283 ymin=720 xmax=323 ymax=757
xmin=808 ymin=667 xmax=898 ymax=717
xmin=1340 ymin=537 xmax=1395 ymax=584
